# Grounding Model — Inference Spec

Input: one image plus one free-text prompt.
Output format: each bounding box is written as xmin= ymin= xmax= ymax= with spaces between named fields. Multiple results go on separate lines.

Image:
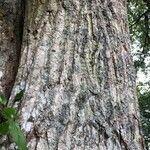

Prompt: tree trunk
xmin=0 ymin=0 xmax=24 ymax=99
xmin=0 ymin=0 xmax=145 ymax=150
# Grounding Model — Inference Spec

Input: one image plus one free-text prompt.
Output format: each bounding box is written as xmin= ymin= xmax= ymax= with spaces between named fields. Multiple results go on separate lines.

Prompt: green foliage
xmin=0 ymin=92 xmax=27 ymax=150
xmin=128 ymin=0 xmax=150 ymax=148
xmin=14 ymin=90 xmax=25 ymax=102
xmin=138 ymin=88 xmax=150 ymax=149
xmin=9 ymin=121 xmax=27 ymax=150
xmin=0 ymin=122 xmax=9 ymax=135
xmin=128 ymin=0 xmax=150 ymax=71
xmin=1 ymin=107 xmax=17 ymax=120
xmin=0 ymin=95 xmax=7 ymax=105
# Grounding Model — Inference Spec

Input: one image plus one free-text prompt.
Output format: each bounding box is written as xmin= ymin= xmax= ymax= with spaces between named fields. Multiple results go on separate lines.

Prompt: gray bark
xmin=0 ymin=0 xmax=145 ymax=150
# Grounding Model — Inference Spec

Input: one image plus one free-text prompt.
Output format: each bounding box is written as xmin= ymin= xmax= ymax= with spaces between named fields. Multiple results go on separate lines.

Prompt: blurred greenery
xmin=128 ymin=0 xmax=150 ymax=72
xmin=138 ymin=85 xmax=150 ymax=149
xmin=128 ymin=0 xmax=150 ymax=149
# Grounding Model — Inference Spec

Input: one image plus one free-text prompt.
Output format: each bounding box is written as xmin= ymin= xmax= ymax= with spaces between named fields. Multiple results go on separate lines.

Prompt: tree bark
xmin=0 ymin=0 xmax=24 ymax=99
xmin=0 ymin=0 xmax=145 ymax=149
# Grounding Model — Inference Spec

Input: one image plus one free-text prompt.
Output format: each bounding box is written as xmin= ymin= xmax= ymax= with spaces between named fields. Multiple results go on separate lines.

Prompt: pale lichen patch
xmin=0 ymin=71 xmax=3 ymax=78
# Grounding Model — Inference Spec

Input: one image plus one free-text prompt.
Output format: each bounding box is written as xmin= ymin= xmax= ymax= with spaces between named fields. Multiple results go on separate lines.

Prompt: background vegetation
xmin=128 ymin=0 xmax=150 ymax=149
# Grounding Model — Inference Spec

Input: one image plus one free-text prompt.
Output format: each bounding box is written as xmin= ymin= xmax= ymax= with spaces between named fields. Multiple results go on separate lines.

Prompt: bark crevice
xmin=0 ymin=0 xmax=25 ymax=99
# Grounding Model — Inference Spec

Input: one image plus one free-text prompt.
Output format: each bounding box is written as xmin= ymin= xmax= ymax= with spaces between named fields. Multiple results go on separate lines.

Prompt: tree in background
xmin=128 ymin=0 xmax=150 ymax=71
xmin=128 ymin=0 xmax=150 ymax=149
xmin=138 ymin=85 xmax=150 ymax=149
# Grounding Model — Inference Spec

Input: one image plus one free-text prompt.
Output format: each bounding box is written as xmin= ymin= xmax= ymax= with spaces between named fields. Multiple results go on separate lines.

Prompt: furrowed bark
xmin=1 ymin=0 xmax=145 ymax=149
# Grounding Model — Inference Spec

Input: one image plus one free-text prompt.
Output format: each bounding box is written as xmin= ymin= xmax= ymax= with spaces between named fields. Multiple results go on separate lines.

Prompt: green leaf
xmin=0 ymin=95 xmax=7 ymax=105
xmin=0 ymin=122 xmax=9 ymax=135
xmin=14 ymin=90 xmax=25 ymax=102
xmin=1 ymin=107 xmax=17 ymax=120
xmin=9 ymin=121 xmax=27 ymax=150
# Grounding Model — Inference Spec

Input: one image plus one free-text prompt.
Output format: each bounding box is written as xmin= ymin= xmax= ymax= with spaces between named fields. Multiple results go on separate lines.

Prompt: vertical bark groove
xmin=0 ymin=0 xmax=25 ymax=98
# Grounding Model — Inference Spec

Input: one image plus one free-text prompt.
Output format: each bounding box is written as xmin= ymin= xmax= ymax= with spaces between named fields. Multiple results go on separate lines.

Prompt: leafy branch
xmin=0 ymin=91 xmax=27 ymax=150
